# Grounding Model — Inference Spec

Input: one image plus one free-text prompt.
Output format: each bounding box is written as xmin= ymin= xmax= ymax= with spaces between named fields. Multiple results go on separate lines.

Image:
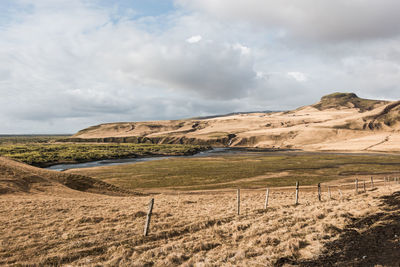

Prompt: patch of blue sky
xmin=97 ymin=0 xmax=176 ymax=21
xmin=0 ymin=0 xmax=33 ymax=28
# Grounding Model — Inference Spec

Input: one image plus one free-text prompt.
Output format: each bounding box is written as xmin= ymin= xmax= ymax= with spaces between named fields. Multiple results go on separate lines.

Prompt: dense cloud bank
xmin=0 ymin=0 xmax=399 ymax=133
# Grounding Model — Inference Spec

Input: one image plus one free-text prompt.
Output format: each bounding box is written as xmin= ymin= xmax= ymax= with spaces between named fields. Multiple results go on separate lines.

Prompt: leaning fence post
xmin=237 ymin=189 xmax=240 ymax=215
xmin=264 ymin=188 xmax=269 ymax=209
xmin=371 ymin=176 xmax=374 ymax=189
xmin=144 ymin=198 xmax=154 ymax=236
xmin=295 ymin=181 xmax=299 ymax=205
xmin=318 ymin=183 xmax=321 ymax=201
xmin=328 ymin=186 xmax=331 ymax=200
xmin=363 ymin=180 xmax=366 ymax=193
xmin=355 ymin=179 xmax=359 ymax=194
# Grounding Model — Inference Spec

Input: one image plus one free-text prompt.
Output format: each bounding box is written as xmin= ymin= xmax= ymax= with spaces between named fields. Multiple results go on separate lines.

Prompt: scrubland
xmin=1 ymin=182 xmax=399 ymax=266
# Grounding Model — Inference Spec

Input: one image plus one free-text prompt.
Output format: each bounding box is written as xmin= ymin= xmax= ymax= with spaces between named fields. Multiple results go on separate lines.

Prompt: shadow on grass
xmin=275 ymin=191 xmax=400 ymax=267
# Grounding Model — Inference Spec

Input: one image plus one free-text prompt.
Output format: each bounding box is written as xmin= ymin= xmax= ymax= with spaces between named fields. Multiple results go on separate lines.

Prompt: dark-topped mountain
xmin=70 ymin=93 xmax=400 ymax=152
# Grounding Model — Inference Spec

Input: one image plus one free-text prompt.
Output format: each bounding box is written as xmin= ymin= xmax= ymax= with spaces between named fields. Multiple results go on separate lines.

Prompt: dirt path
xmin=364 ymin=135 xmax=391 ymax=151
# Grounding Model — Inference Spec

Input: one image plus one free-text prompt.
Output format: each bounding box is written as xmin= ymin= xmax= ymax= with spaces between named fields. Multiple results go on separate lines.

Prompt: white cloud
xmin=176 ymin=0 xmax=400 ymax=42
xmin=287 ymin=72 xmax=308 ymax=82
xmin=186 ymin=35 xmax=202 ymax=43
xmin=233 ymin=43 xmax=250 ymax=55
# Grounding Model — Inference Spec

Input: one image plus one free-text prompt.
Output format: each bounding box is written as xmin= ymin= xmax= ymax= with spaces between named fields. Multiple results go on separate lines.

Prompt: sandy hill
xmin=72 ymin=93 xmax=400 ymax=152
xmin=0 ymin=156 xmax=131 ymax=195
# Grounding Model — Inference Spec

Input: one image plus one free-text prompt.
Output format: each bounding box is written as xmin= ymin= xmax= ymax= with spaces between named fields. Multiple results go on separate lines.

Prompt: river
xmin=46 ymin=147 xmax=234 ymax=171
xmin=45 ymin=147 xmax=392 ymax=171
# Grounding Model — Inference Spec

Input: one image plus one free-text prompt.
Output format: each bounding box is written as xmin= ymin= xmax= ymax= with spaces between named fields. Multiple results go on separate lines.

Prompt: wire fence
xmin=142 ymin=176 xmax=400 ymax=236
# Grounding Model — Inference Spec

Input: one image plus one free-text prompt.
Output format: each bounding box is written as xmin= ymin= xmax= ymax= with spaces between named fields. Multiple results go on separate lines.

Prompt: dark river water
xmin=45 ymin=147 xmax=392 ymax=171
xmin=45 ymin=147 xmax=235 ymax=171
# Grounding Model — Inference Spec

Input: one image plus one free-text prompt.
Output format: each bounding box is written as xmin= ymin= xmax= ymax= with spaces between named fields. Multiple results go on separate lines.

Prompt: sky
xmin=1 ymin=0 xmax=400 ymax=134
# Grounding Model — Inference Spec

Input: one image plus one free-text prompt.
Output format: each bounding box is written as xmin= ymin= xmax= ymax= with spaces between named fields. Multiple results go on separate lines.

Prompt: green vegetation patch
xmin=0 ymin=143 xmax=207 ymax=166
xmin=68 ymin=153 xmax=400 ymax=190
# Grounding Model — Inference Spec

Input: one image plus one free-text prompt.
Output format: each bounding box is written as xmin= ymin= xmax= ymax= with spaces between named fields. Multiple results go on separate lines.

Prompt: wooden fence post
xmin=318 ymin=183 xmax=321 ymax=201
xmin=371 ymin=176 xmax=374 ymax=189
xmin=355 ymin=179 xmax=359 ymax=194
xmin=144 ymin=198 xmax=154 ymax=236
xmin=237 ymin=189 xmax=240 ymax=215
xmin=328 ymin=186 xmax=331 ymax=200
xmin=339 ymin=189 xmax=343 ymax=201
xmin=363 ymin=180 xmax=366 ymax=193
xmin=295 ymin=181 xmax=299 ymax=205
xmin=264 ymin=188 xmax=269 ymax=209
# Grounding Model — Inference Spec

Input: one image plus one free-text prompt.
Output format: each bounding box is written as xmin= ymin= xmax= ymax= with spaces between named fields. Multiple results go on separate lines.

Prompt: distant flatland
xmin=72 ymin=93 xmax=400 ymax=152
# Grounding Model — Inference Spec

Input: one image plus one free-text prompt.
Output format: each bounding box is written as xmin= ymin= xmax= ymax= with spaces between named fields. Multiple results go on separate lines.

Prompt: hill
xmin=71 ymin=93 xmax=400 ymax=152
xmin=0 ymin=156 xmax=132 ymax=195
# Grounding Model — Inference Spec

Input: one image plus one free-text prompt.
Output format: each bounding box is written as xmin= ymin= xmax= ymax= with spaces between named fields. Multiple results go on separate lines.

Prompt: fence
xmin=142 ymin=176 xmax=400 ymax=236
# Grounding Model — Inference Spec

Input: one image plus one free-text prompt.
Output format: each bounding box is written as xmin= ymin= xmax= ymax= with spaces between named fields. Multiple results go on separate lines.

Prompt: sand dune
xmin=72 ymin=93 xmax=400 ymax=152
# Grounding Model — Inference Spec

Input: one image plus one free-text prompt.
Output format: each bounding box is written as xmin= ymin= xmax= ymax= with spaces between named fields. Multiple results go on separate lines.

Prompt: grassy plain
xmin=0 ymin=135 xmax=70 ymax=144
xmin=0 ymin=138 xmax=207 ymax=167
xmin=1 ymin=186 xmax=399 ymax=266
xmin=68 ymin=152 xmax=400 ymax=191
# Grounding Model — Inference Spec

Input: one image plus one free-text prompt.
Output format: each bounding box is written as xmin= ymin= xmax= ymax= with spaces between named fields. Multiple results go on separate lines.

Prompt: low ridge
xmin=0 ymin=156 xmax=133 ymax=195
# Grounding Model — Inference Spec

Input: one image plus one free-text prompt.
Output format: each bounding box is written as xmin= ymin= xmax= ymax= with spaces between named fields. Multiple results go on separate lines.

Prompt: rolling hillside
xmin=72 ymin=93 xmax=400 ymax=152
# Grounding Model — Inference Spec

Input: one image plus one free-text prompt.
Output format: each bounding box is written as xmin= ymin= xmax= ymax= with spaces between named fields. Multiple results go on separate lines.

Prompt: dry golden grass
xmin=0 ymin=156 xmax=132 ymax=196
xmin=1 ymin=181 xmax=399 ymax=266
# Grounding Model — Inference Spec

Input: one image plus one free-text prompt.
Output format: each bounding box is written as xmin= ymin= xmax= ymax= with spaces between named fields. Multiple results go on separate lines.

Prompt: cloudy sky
xmin=1 ymin=0 xmax=400 ymax=134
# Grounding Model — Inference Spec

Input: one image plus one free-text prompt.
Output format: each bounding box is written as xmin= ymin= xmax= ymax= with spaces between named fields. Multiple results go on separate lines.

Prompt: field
xmin=1 ymin=184 xmax=399 ymax=266
xmin=67 ymin=152 xmax=400 ymax=191
xmin=1 ymin=135 xmax=400 ymax=265
xmin=0 ymin=138 xmax=207 ymax=167
xmin=0 ymin=135 xmax=70 ymax=144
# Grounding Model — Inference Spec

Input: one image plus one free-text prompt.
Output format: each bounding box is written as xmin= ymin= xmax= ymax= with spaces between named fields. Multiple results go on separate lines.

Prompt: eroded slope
xmin=72 ymin=93 xmax=400 ymax=152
